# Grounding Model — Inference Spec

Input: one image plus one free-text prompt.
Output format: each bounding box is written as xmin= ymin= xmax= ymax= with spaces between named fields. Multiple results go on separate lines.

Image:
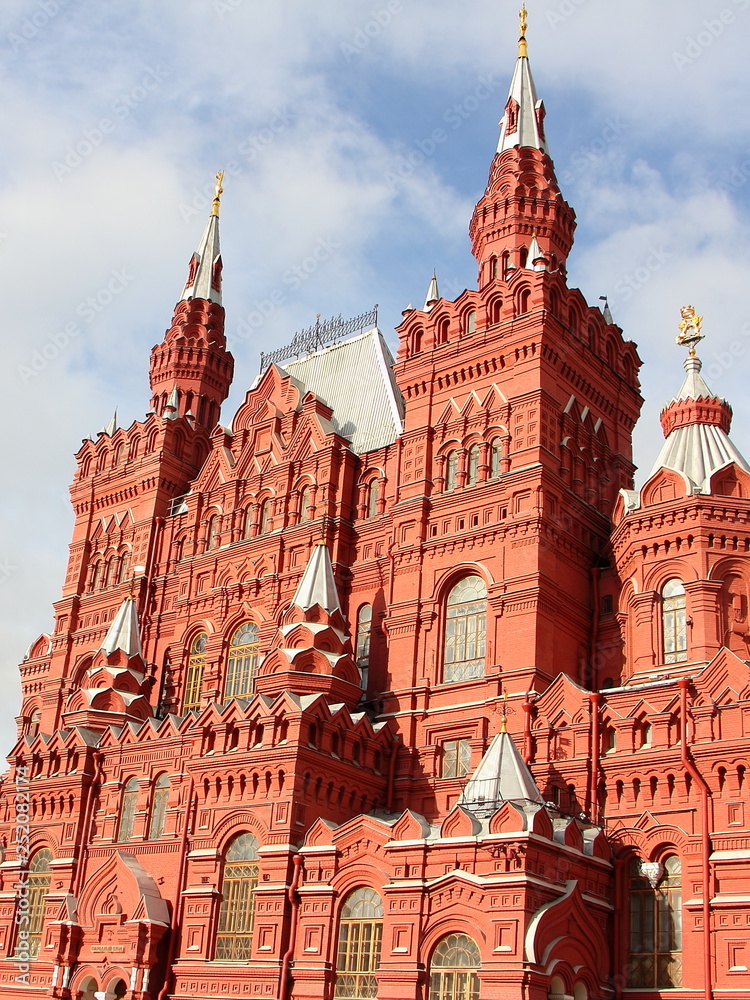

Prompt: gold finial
xmin=518 ymin=4 xmax=528 ymax=58
xmin=500 ymin=691 xmax=508 ymax=734
xmin=211 ymin=170 xmax=224 ymax=218
xmin=676 ymin=305 xmax=704 ymax=358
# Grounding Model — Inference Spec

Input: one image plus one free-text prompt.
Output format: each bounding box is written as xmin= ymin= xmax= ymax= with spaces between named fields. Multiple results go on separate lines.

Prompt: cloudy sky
xmin=0 ymin=0 xmax=749 ymax=753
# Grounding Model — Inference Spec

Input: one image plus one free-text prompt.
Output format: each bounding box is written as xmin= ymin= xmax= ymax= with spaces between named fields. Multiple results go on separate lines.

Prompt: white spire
xmin=527 ymin=233 xmax=546 ymax=271
xmin=100 ymin=410 xmax=118 ymax=436
xmin=459 ymin=730 xmax=543 ymax=814
xmin=181 ymin=172 xmax=223 ymax=305
xmin=164 ymin=385 xmax=180 ymax=420
xmin=497 ymin=14 xmax=548 ymax=155
xmin=100 ymin=598 xmax=142 ymax=658
xmin=292 ymin=542 xmax=341 ymax=613
xmin=423 ymin=273 xmax=440 ymax=311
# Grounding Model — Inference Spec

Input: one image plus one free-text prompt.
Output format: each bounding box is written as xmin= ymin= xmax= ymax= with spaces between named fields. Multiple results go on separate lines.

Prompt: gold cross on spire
xmin=518 ymin=4 xmax=528 ymax=58
xmin=211 ymin=170 xmax=224 ymax=218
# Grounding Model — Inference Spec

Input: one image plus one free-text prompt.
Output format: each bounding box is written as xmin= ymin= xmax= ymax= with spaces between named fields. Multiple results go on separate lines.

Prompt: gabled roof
xmin=280 ymin=327 xmax=404 ymax=454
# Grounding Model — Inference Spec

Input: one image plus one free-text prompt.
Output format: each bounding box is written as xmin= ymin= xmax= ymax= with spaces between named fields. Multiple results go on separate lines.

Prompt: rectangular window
xmin=442 ymin=739 xmax=471 ymax=779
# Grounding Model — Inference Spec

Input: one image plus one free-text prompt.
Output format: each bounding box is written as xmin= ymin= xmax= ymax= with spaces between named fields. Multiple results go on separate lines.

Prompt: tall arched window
xmin=148 ymin=774 xmax=170 ymax=839
xmin=627 ymin=855 xmax=682 ymax=988
xmin=367 ymin=480 xmax=379 ymax=518
xmin=17 ymin=848 xmax=53 ymax=959
xmin=334 ymin=887 xmax=383 ymax=999
xmin=466 ymin=444 xmax=480 ymax=485
xmin=465 ymin=310 xmax=476 ymax=336
xmin=183 ymin=633 xmax=207 ymax=712
xmin=444 ymin=577 xmax=487 ymax=682
xmin=429 ymin=933 xmax=481 ymax=1000
xmin=662 ymin=579 xmax=687 ymax=663
xmin=258 ymin=499 xmax=271 ymax=535
xmin=244 ymin=507 xmax=254 ymax=539
xmin=117 ymin=778 xmax=139 ymax=842
xmin=490 ymin=439 xmax=502 ymax=478
xmin=207 ymin=515 xmax=220 ymax=551
xmin=356 ymin=605 xmax=373 ymax=690
xmin=445 ymin=451 xmax=458 ymax=492
xmin=216 ymin=833 xmax=259 ymax=961
xmin=224 ymin=623 xmax=260 ymax=700
xmin=299 ymin=486 xmax=313 ymax=522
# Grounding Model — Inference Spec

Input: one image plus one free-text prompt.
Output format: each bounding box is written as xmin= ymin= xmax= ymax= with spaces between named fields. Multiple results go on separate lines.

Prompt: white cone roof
xmin=181 ymin=212 xmax=222 ymax=305
xmin=459 ymin=730 xmax=543 ymax=811
xmin=497 ymin=51 xmax=548 ymax=154
xmin=292 ymin=543 xmax=341 ymax=613
xmin=100 ymin=598 xmax=143 ymax=658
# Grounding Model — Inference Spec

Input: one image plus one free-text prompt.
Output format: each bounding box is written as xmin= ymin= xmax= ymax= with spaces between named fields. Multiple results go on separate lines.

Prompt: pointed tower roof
xmin=423 ymin=273 xmax=440 ymax=311
xmin=181 ymin=171 xmax=223 ymax=305
xmin=459 ymin=729 xmax=543 ymax=814
xmin=497 ymin=6 xmax=548 ymax=155
xmin=292 ymin=542 xmax=341 ymax=613
xmin=164 ymin=385 xmax=180 ymax=420
xmin=100 ymin=410 xmax=118 ymax=436
xmin=651 ymin=307 xmax=750 ymax=493
xmin=100 ymin=598 xmax=142 ymax=658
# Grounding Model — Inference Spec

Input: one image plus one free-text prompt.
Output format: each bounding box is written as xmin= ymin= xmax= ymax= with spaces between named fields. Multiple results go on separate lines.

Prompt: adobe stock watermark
xmin=385 ymin=74 xmax=503 ymax=192
xmin=672 ymin=0 xmax=748 ymax=72
xmin=611 ymin=246 xmax=672 ymax=303
xmin=547 ymin=0 xmax=590 ymax=30
xmin=18 ymin=269 xmax=135 ymax=384
xmin=716 ymin=150 xmax=750 ymax=196
xmin=52 ymin=66 xmax=168 ymax=181
xmin=0 ymin=558 xmax=17 ymax=585
xmin=213 ymin=0 xmax=245 ymax=17
xmin=12 ymin=764 xmax=31 ymax=985
xmin=7 ymin=0 xmax=70 ymax=54
xmin=340 ymin=0 xmax=412 ymax=60
xmin=227 ymin=236 xmax=341 ymax=350
xmin=702 ymin=320 xmax=750 ymax=383
xmin=558 ymin=117 xmax=628 ymax=186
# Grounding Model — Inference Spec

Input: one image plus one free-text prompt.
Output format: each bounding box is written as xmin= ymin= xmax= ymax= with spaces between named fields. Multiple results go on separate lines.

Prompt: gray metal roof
xmin=281 ymin=327 xmax=404 ymax=454
xmin=497 ymin=49 xmax=548 ymax=155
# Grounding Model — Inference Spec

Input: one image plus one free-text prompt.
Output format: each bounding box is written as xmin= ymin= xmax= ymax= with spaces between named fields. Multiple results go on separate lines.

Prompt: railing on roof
xmin=167 ymin=493 xmax=190 ymax=517
xmin=260 ymin=306 xmax=378 ymax=371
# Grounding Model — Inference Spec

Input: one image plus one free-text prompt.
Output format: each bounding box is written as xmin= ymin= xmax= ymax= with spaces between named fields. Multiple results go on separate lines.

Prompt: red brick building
xmin=1 ymin=16 xmax=749 ymax=1000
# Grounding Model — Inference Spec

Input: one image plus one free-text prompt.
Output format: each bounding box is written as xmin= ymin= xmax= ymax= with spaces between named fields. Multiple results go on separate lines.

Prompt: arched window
xmin=466 ymin=444 xmax=480 ymax=485
xmin=465 ymin=310 xmax=476 ymax=336
xmin=627 ymin=855 xmax=682 ymax=987
xmin=429 ymin=933 xmax=481 ymax=1000
xmin=244 ymin=507 xmax=254 ymax=539
xmin=117 ymin=778 xmax=139 ymax=842
xmin=258 ymin=499 xmax=271 ymax=535
xmin=356 ymin=605 xmax=373 ymax=690
xmin=117 ymin=552 xmax=129 ymax=585
xmin=445 ymin=451 xmax=458 ymax=492
xmin=206 ymin=515 xmax=220 ymax=551
xmin=216 ymin=833 xmax=259 ymax=961
xmin=184 ymin=633 xmax=207 ymax=712
xmin=490 ymin=438 xmax=502 ymax=478
xmin=29 ymin=709 xmax=41 ymax=738
xmin=224 ymin=623 xmax=260 ymax=700
xmin=299 ymin=486 xmax=313 ymax=522
xmin=104 ymin=556 xmax=117 ymax=589
xmin=17 ymin=848 xmax=53 ymax=959
xmin=89 ymin=560 xmax=101 ymax=592
xmin=367 ymin=480 xmax=379 ymax=518
xmin=444 ymin=577 xmax=487 ymax=682
xmin=334 ymin=888 xmax=383 ymax=999
xmin=148 ymin=774 xmax=170 ymax=839
xmin=662 ymin=579 xmax=687 ymax=663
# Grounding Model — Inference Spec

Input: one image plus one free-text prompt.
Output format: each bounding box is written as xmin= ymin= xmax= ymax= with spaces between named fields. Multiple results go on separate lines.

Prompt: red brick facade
xmin=1 ymin=27 xmax=749 ymax=1000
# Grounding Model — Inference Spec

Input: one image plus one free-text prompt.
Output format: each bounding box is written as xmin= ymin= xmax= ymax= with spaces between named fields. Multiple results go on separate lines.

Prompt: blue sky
xmin=1 ymin=0 xmax=749 ymax=752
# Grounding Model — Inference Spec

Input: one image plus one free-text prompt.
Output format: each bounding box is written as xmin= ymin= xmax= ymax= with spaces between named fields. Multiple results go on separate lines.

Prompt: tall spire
xmin=497 ymin=5 xmax=548 ymax=155
xmin=181 ymin=171 xmax=224 ymax=305
xmin=292 ymin=542 xmax=341 ymax=613
xmin=149 ymin=173 xmax=234 ymax=430
xmin=100 ymin=597 xmax=142 ymax=658
xmin=469 ymin=8 xmax=575 ymax=279
xmin=652 ymin=306 xmax=750 ymax=493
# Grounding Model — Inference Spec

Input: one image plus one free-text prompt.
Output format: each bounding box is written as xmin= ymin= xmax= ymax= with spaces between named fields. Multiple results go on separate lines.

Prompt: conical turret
xmin=469 ymin=7 xmax=576 ymax=282
xmin=148 ymin=172 xmax=234 ymax=430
